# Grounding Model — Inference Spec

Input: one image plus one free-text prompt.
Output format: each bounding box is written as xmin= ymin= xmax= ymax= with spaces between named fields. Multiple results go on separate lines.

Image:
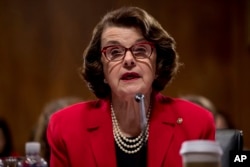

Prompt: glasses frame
xmin=101 ymin=42 xmax=155 ymax=62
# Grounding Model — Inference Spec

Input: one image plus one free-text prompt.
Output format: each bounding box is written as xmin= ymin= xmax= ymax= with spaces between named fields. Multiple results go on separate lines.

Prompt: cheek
xmin=102 ymin=64 xmax=108 ymax=76
xmin=101 ymin=60 xmax=119 ymax=83
xmin=152 ymin=61 xmax=156 ymax=74
xmin=149 ymin=55 xmax=157 ymax=76
xmin=101 ymin=57 xmax=109 ymax=77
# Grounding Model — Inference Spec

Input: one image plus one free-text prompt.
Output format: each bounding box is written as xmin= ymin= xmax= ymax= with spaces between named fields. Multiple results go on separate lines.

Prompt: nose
xmin=123 ymin=50 xmax=135 ymax=67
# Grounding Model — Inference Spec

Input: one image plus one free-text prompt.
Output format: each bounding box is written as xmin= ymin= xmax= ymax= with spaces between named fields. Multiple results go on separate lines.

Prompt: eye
xmin=109 ymin=47 xmax=123 ymax=56
xmin=132 ymin=44 xmax=150 ymax=56
xmin=106 ymin=46 xmax=124 ymax=60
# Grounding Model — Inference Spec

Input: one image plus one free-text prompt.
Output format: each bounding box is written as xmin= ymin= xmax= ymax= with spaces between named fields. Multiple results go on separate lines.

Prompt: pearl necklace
xmin=111 ymin=104 xmax=151 ymax=154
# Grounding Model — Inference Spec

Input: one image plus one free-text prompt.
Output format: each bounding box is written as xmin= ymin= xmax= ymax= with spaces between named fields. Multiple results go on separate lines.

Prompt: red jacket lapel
xmin=148 ymin=93 xmax=178 ymax=167
xmin=86 ymin=100 xmax=117 ymax=167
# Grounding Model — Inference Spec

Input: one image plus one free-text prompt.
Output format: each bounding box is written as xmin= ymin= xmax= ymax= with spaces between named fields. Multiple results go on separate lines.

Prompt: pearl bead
xmin=111 ymin=103 xmax=151 ymax=154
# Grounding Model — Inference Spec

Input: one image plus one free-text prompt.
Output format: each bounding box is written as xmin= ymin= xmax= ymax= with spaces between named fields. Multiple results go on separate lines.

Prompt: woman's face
xmin=101 ymin=26 xmax=156 ymax=99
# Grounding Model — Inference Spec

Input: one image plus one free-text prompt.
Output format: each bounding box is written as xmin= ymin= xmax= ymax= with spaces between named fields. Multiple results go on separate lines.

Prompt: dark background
xmin=0 ymin=0 xmax=249 ymax=155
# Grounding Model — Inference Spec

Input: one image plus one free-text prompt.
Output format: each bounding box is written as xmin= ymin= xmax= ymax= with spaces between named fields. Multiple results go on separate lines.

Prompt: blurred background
xmin=0 ymin=0 xmax=249 ymax=155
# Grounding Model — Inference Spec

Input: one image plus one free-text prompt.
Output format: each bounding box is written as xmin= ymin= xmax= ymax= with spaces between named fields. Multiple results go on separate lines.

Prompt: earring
xmin=104 ymin=78 xmax=108 ymax=83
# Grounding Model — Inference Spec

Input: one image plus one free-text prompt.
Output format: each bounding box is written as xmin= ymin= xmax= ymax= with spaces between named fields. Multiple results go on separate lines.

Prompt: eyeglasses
xmin=101 ymin=42 xmax=154 ymax=62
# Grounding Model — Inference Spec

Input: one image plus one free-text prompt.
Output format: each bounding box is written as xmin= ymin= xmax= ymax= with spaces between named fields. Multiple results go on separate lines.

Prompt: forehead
xmin=101 ymin=26 xmax=144 ymax=47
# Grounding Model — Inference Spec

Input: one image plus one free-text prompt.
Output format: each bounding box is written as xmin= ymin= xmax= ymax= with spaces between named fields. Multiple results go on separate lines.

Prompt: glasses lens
xmin=106 ymin=46 xmax=125 ymax=61
xmin=102 ymin=42 xmax=153 ymax=61
xmin=132 ymin=43 xmax=152 ymax=59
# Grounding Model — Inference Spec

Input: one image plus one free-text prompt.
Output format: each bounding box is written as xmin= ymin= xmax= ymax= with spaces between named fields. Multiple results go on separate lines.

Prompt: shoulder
xmin=158 ymin=93 xmax=212 ymax=115
xmin=155 ymin=93 xmax=214 ymax=123
xmin=50 ymin=99 xmax=105 ymax=117
xmin=153 ymin=93 xmax=215 ymax=139
xmin=173 ymin=98 xmax=213 ymax=119
xmin=48 ymin=99 xmax=109 ymax=128
xmin=47 ymin=99 xmax=110 ymax=140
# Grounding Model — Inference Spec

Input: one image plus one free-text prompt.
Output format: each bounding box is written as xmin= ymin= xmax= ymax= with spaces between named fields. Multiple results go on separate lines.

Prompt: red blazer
xmin=47 ymin=93 xmax=215 ymax=167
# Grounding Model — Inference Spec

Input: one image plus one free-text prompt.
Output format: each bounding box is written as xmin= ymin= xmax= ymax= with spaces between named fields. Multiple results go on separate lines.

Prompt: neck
xmin=111 ymin=93 xmax=151 ymax=137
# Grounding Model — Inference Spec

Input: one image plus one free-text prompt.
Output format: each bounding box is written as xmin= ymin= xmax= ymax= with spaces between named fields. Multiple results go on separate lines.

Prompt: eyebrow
xmin=103 ymin=41 xmax=120 ymax=46
xmin=102 ymin=38 xmax=147 ymax=48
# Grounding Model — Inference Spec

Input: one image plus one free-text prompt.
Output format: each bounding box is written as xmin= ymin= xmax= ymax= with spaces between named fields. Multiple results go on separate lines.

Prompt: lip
xmin=120 ymin=72 xmax=141 ymax=80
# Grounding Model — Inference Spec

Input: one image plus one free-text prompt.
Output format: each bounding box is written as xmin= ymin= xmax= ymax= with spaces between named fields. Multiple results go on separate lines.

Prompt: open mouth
xmin=121 ymin=72 xmax=140 ymax=80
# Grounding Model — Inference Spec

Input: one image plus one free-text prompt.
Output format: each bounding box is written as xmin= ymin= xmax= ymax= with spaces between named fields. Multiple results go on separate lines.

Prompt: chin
xmin=115 ymin=85 xmax=150 ymax=97
xmin=121 ymin=88 xmax=147 ymax=97
xmin=116 ymin=90 xmax=138 ymax=98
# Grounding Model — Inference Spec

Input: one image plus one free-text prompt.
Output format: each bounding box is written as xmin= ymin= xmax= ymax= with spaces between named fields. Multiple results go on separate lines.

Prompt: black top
xmin=115 ymin=142 xmax=147 ymax=167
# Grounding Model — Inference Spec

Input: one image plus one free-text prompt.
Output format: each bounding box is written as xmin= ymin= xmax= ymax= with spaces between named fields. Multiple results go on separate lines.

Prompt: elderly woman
xmin=47 ymin=6 xmax=215 ymax=167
